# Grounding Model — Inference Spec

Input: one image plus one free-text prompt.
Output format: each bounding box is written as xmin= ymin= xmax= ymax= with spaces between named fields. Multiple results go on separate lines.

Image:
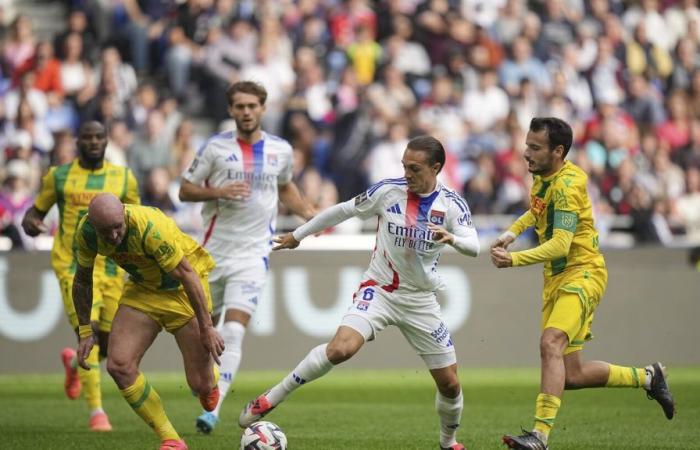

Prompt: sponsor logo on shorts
xmin=356 ymin=300 xmax=370 ymax=311
xmin=430 ymin=321 xmax=451 ymax=345
xmin=242 ymin=282 xmax=258 ymax=295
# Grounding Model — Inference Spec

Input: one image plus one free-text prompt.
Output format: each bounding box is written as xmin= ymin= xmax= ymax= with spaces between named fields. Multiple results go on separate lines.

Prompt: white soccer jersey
xmin=295 ymin=178 xmax=478 ymax=293
xmin=182 ymin=130 xmax=293 ymax=259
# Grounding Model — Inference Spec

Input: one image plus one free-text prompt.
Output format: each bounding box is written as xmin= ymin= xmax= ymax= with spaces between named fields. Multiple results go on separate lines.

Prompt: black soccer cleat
xmin=502 ymin=429 xmax=548 ymax=450
xmin=645 ymin=362 xmax=675 ymax=420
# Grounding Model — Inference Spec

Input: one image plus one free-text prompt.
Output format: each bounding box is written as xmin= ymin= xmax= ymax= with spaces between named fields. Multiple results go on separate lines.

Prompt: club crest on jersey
xmin=354 ymin=191 xmax=369 ymax=205
xmin=429 ymin=210 xmax=445 ymax=225
xmin=267 ymin=154 xmax=278 ymax=166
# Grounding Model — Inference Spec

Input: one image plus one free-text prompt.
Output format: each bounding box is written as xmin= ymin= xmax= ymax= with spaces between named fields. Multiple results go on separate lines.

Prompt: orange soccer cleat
xmin=159 ymin=439 xmax=188 ymax=450
xmin=60 ymin=347 xmax=81 ymax=400
xmin=89 ymin=411 xmax=113 ymax=432
xmin=199 ymin=386 xmax=219 ymax=412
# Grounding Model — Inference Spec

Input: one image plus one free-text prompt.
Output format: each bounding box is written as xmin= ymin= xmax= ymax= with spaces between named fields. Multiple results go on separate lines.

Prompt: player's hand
xmin=21 ymin=216 xmax=48 ymax=236
xmin=273 ymin=232 xmax=300 ymax=250
xmin=200 ymin=326 xmax=224 ymax=365
xmin=490 ymin=246 xmax=513 ymax=268
xmin=491 ymin=232 xmax=515 ymax=250
xmin=76 ymin=335 xmax=96 ymax=370
xmin=217 ymin=182 xmax=251 ymax=201
xmin=428 ymin=224 xmax=454 ymax=245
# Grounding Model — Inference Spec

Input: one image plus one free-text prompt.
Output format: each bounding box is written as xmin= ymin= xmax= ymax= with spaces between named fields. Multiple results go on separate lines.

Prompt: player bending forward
xmin=239 ymin=135 xmax=480 ymax=450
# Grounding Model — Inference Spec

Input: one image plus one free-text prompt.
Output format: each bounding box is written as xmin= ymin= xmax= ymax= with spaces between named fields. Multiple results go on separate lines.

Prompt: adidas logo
xmin=225 ymin=153 xmax=238 ymax=162
xmin=386 ymin=203 xmax=402 ymax=214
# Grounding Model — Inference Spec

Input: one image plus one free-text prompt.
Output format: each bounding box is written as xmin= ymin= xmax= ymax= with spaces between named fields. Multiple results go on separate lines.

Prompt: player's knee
xmin=325 ymin=341 xmax=357 ymax=364
xmin=437 ymin=378 xmax=461 ymax=398
xmin=106 ymin=358 xmax=137 ymax=385
xmin=540 ymin=331 xmax=566 ymax=359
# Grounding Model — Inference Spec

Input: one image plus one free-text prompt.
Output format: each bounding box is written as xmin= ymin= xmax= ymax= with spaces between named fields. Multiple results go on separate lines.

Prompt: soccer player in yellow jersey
xmin=491 ymin=118 xmax=675 ymax=450
xmin=21 ymin=121 xmax=140 ymax=431
xmin=73 ymin=194 xmax=224 ymax=450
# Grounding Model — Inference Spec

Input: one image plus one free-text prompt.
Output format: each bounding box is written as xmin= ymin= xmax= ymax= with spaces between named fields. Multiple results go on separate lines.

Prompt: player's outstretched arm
xmin=21 ymin=206 xmax=48 ymax=236
xmin=170 ymin=256 xmax=225 ymax=364
xmin=73 ymin=263 xmax=96 ymax=369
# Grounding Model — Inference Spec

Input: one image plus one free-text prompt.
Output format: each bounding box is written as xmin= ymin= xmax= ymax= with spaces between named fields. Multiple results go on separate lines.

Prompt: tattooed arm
xmin=73 ymin=263 xmax=95 ymax=369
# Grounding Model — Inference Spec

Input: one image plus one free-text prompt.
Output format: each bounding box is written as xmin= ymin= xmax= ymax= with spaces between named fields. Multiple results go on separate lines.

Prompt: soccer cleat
xmin=159 ymin=439 xmax=187 ymax=450
xmin=238 ymin=392 xmax=275 ymax=428
xmin=195 ymin=411 xmax=218 ymax=434
xmin=645 ymin=362 xmax=675 ymax=420
xmin=502 ymin=429 xmax=548 ymax=450
xmin=440 ymin=443 xmax=466 ymax=450
xmin=89 ymin=411 xmax=112 ymax=431
xmin=61 ymin=347 xmax=81 ymax=400
xmin=199 ymin=386 xmax=219 ymax=412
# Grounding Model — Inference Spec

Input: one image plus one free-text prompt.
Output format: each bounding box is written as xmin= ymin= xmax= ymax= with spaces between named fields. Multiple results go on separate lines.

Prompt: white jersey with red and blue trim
xmin=350 ymin=178 xmax=475 ymax=293
xmin=182 ymin=130 xmax=293 ymax=259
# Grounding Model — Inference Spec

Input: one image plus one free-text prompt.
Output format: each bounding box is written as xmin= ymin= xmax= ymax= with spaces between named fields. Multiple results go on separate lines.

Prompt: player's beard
xmin=80 ymin=148 xmax=105 ymax=169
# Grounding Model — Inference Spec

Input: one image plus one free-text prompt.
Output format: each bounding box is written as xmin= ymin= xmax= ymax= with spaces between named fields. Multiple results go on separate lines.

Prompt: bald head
xmin=88 ymin=193 xmax=126 ymax=245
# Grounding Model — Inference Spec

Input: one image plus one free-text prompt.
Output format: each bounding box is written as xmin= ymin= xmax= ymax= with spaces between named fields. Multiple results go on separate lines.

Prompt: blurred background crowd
xmin=1 ymin=0 xmax=699 ymax=251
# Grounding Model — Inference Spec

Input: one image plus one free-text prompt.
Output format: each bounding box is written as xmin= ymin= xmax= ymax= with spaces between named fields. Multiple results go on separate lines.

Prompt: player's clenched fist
xmin=490 ymin=246 xmax=513 ymax=268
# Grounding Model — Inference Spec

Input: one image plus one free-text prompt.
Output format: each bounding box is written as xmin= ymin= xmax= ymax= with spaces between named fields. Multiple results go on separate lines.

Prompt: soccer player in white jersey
xmin=178 ymin=81 xmax=315 ymax=433
xmin=239 ymin=135 xmax=480 ymax=450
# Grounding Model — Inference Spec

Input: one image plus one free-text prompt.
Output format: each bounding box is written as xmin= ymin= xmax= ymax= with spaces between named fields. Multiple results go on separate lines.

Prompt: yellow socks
xmin=78 ymin=345 xmax=102 ymax=411
xmin=606 ymin=364 xmax=647 ymax=388
xmin=120 ymin=372 xmax=179 ymax=441
xmin=533 ymin=393 xmax=561 ymax=439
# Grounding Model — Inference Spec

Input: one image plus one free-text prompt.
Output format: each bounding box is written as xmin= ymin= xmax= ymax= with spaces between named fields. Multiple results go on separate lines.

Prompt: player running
xmin=239 ymin=135 xmax=480 ymax=450
xmin=179 ymin=80 xmax=314 ymax=433
xmin=491 ymin=117 xmax=675 ymax=450
xmin=21 ymin=121 xmax=139 ymax=431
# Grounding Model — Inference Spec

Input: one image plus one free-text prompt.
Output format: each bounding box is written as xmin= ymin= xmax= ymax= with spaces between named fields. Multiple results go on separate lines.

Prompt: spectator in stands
xmin=0 ymin=159 xmax=34 ymax=249
xmin=127 ymin=109 xmax=173 ymax=189
xmin=3 ymin=15 xmax=35 ymax=73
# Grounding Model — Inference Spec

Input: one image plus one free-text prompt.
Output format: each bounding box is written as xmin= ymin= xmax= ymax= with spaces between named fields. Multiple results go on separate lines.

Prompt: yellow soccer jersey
xmin=508 ymin=160 xmax=606 ymax=277
xmin=34 ymin=160 xmax=140 ymax=276
xmin=74 ymin=204 xmax=215 ymax=292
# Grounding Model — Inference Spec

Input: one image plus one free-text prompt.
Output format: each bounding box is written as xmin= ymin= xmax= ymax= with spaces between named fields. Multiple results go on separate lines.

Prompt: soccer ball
xmin=240 ymin=421 xmax=288 ymax=450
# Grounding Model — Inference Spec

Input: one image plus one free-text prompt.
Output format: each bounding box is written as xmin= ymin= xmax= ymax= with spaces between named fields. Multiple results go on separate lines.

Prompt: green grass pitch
xmin=1 ymin=368 xmax=698 ymax=449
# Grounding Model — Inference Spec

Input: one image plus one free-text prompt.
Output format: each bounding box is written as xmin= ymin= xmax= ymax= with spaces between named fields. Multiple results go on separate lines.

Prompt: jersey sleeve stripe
xmin=368 ymin=178 xmax=407 ymax=196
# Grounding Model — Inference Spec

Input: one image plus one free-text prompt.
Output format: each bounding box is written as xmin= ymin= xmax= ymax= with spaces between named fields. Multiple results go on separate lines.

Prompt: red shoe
xmin=441 ymin=444 xmax=466 ymax=450
xmin=238 ymin=392 xmax=275 ymax=428
xmin=199 ymin=386 xmax=219 ymax=412
xmin=89 ymin=411 xmax=112 ymax=431
xmin=159 ymin=439 xmax=187 ymax=450
xmin=60 ymin=347 xmax=81 ymax=400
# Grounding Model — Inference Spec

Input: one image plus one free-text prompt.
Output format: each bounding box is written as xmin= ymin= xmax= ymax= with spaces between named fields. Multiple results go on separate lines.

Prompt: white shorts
xmin=341 ymin=282 xmax=457 ymax=370
xmin=209 ymin=255 xmax=269 ymax=317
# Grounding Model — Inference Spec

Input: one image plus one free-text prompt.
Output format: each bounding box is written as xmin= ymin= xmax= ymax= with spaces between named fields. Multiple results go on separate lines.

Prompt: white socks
xmin=436 ymin=390 xmax=463 ymax=448
xmin=267 ymin=344 xmax=333 ymax=405
xmin=212 ymin=321 xmax=246 ymax=416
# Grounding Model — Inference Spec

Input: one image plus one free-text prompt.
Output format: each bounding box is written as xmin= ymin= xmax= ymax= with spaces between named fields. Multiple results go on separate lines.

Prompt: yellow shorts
xmin=119 ymin=273 xmax=212 ymax=333
xmin=58 ymin=269 xmax=124 ymax=332
xmin=542 ymin=266 xmax=608 ymax=355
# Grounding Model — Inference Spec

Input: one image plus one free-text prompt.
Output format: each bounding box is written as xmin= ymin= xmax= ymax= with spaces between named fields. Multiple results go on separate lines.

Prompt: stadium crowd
xmin=1 ymin=0 xmax=700 ymax=250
